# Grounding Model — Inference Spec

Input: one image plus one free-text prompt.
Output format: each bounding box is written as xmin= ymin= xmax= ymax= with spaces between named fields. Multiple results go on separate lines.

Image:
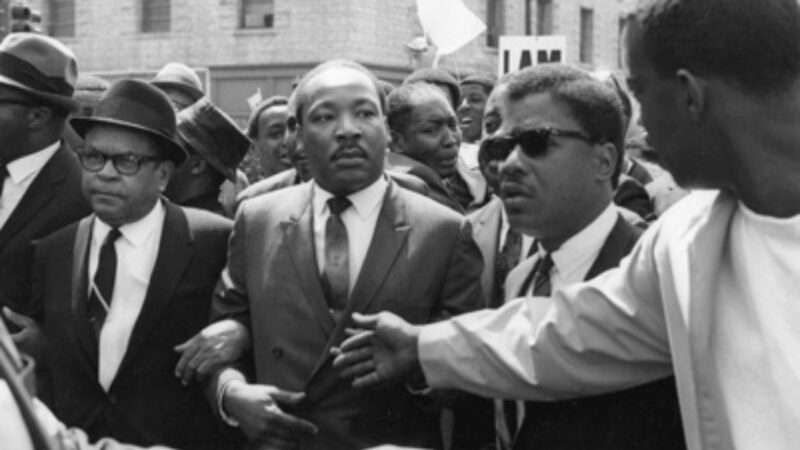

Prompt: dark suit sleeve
xmin=209 ymin=206 xmax=251 ymax=327
xmin=433 ymin=219 xmax=484 ymax=321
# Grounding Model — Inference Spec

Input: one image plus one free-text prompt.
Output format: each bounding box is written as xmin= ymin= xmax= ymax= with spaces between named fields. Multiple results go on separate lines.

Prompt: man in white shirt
xmin=333 ymin=1 xmax=800 ymax=449
xmin=208 ymin=59 xmax=483 ymax=450
xmin=32 ymin=79 xmax=239 ymax=450
xmin=0 ymin=33 xmax=89 ymax=321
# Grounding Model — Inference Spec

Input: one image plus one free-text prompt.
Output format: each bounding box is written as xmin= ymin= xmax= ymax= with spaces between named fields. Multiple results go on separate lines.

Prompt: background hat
xmin=0 ymin=32 xmax=78 ymax=112
xmin=151 ymin=62 xmax=204 ymax=102
xmin=403 ymin=67 xmax=460 ymax=109
xmin=177 ymin=97 xmax=251 ymax=181
xmin=70 ymin=79 xmax=187 ymax=164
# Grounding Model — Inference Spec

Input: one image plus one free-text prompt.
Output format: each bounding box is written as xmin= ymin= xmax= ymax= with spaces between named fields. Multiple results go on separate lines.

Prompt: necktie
xmin=0 ymin=162 xmax=7 ymax=200
xmin=492 ymin=228 xmax=522 ymax=307
xmin=322 ymin=197 xmax=351 ymax=311
xmin=500 ymin=251 xmax=554 ymax=448
xmin=88 ymin=228 xmax=122 ymax=337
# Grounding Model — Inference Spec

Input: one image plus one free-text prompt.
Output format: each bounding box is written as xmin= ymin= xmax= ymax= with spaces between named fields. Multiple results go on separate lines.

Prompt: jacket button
xmin=272 ymin=347 xmax=284 ymax=358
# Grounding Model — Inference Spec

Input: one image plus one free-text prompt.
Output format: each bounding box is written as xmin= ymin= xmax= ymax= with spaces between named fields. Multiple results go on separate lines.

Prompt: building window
xmin=579 ymin=8 xmax=594 ymax=64
xmin=618 ymin=16 xmax=627 ymax=68
xmin=142 ymin=0 xmax=170 ymax=33
xmin=486 ymin=0 xmax=505 ymax=48
xmin=241 ymin=0 xmax=274 ymax=28
xmin=49 ymin=0 xmax=75 ymax=37
xmin=537 ymin=0 xmax=553 ymax=35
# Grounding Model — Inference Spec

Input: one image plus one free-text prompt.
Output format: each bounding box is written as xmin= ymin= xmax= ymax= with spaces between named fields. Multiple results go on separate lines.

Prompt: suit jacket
xmin=34 ymin=201 xmax=241 ymax=450
xmin=0 ymin=321 xmax=173 ymax=450
xmin=614 ymin=174 xmax=654 ymax=221
xmin=386 ymin=152 xmax=465 ymax=213
xmin=212 ymin=180 xmax=484 ymax=450
xmin=468 ymin=196 xmax=505 ymax=307
xmin=0 ymin=143 xmax=91 ymax=315
xmin=511 ymin=215 xmax=684 ymax=450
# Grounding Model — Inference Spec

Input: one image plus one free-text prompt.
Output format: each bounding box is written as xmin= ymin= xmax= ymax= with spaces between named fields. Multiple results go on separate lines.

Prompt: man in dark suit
xmin=0 ymin=33 xmax=90 ymax=319
xmin=165 ymin=97 xmax=251 ymax=216
xmin=210 ymin=59 xmax=483 ymax=450
xmin=32 ymin=79 xmax=239 ymax=450
xmin=336 ymin=65 xmax=683 ymax=450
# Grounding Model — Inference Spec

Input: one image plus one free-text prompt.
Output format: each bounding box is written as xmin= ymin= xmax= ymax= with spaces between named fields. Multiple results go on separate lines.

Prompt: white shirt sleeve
xmin=418 ymin=227 xmax=673 ymax=401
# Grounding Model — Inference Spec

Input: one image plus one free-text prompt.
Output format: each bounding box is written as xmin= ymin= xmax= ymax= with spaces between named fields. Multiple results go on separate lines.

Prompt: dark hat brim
xmin=0 ymin=75 xmax=78 ymax=112
xmin=151 ymin=80 xmax=204 ymax=102
xmin=70 ymin=116 xmax=188 ymax=164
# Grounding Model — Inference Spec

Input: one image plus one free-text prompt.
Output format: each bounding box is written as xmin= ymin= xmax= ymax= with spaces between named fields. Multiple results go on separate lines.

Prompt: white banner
xmin=498 ymin=36 xmax=567 ymax=77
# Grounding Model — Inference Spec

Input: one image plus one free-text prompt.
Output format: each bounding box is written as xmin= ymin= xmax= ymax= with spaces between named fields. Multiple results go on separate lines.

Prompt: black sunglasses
xmin=479 ymin=127 xmax=594 ymax=162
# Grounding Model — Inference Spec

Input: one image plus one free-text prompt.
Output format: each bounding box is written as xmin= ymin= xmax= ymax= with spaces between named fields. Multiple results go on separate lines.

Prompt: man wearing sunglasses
xmin=334 ymin=0 xmax=800 ymax=449
xmin=0 ymin=33 xmax=90 ymax=328
xmin=28 ymin=79 xmax=240 ymax=449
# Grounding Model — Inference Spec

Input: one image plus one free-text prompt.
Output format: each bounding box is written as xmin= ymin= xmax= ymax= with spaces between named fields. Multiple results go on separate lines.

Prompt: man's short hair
xmin=293 ymin=59 xmax=386 ymax=126
xmin=246 ymin=95 xmax=289 ymax=139
xmin=632 ymin=0 xmax=800 ymax=95
xmin=504 ymin=64 xmax=626 ymax=188
xmin=403 ymin=67 xmax=460 ymax=110
xmin=460 ymin=73 xmax=496 ymax=96
xmin=386 ymin=82 xmax=450 ymax=136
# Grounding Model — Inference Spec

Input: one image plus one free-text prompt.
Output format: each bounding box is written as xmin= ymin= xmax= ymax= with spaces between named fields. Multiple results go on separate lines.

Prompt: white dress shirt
xmin=0 ymin=141 xmax=60 ymax=229
xmin=311 ymin=176 xmax=387 ymax=294
xmin=504 ymin=202 xmax=618 ymax=298
xmin=89 ymin=201 xmax=165 ymax=391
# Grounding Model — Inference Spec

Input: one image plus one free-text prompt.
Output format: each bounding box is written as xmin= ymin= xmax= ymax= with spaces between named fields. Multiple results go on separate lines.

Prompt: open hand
xmin=331 ymin=312 xmax=421 ymax=389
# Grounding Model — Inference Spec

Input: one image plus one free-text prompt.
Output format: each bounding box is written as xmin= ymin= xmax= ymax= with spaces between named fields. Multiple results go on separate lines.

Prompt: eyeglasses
xmin=78 ymin=151 xmax=162 ymax=175
xmin=479 ymin=127 xmax=594 ymax=162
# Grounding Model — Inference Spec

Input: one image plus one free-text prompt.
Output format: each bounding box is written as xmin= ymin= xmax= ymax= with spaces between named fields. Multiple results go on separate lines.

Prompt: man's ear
xmin=389 ymin=129 xmax=404 ymax=153
xmin=676 ymin=69 xmax=706 ymax=121
xmin=593 ymin=141 xmax=618 ymax=184
xmin=157 ymin=160 xmax=176 ymax=192
xmin=26 ymin=106 xmax=55 ymax=130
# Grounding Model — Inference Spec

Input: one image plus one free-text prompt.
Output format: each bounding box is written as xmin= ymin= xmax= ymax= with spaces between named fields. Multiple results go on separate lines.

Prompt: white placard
xmin=498 ymin=36 xmax=567 ymax=78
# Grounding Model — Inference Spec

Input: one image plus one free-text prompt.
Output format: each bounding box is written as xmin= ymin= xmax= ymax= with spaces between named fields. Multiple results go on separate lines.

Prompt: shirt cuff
xmin=417 ymin=320 xmax=461 ymax=389
xmin=216 ymin=370 xmax=246 ymax=427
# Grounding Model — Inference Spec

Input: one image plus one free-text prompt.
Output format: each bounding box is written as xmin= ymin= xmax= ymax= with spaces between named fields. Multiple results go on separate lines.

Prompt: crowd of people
xmin=0 ymin=0 xmax=797 ymax=449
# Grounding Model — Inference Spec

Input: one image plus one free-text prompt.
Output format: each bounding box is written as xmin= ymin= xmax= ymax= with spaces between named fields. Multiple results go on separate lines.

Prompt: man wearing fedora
xmin=0 ymin=33 xmax=91 ymax=324
xmin=165 ymin=97 xmax=251 ymax=216
xmin=151 ymin=62 xmax=205 ymax=112
xmin=31 ymin=79 xmax=240 ymax=450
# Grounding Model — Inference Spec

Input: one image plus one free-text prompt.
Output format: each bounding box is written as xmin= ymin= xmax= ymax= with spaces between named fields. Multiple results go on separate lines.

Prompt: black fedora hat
xmin=71 ymin=79 xmax=187 ymax=164
xmin=177 ymin=98 xmax=250 ymax=182
xmin=0 ymin=32 xmax=79 ymax=112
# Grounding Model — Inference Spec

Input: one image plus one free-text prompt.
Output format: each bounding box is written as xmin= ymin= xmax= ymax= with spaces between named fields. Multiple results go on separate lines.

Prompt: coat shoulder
xmin=181 ymin=206 xmax=233 ymax=233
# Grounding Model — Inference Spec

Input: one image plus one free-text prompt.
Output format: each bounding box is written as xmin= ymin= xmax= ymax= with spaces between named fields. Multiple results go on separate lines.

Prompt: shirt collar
xmin=5 ymin=141 xmax=60 ymax=184
xmin=93 ymin=200 xmax=166 ymax=247
xmin=542 ymin=202 xmax=618 ymax=276
xmin=312 ymin=176 xmax=388 ymax=220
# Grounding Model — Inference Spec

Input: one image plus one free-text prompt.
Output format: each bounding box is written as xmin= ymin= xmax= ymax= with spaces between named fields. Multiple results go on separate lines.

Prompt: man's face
xmin=478 ymin=84 xmax=507 ymax=192
xmin=285 ymin=119 xmax=311 ymax=181
xmin=498 ymin=93 xmax=604 ymax=239
xmin=81 ymin=124 xmax=173 ymax=227
xmin=160 ymin=86 xmax=196 ymax=111
xmin=255 ymin=104 xmax=290 ymax=173
xmin=299 ymin=67 xmax=388 ymax=195
xmin=396 ymin=92 xmax=461 ymax=178
xmin=458 ymin=82 xmax=489 ymax=143
xmin=0 ymin=85 xmax=36 ymax=161
xmin=625 ymin=21 xmax=714 ymax=188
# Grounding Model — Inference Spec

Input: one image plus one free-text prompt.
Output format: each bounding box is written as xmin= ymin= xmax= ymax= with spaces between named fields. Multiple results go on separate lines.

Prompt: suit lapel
xmin=115 ymin=201 xmax=193 ymax=375
xmin=0 ymin=144 xmax=68 ymax=251
xmin=70 ymin=216 xmax=98 ymax=377
xmin=280 ymin=185 xmax=336 ymax=336
xmin=584 ymin=214 xmax=642 ymax=280
xmin=303 ymin=181 xmax=410 ymax=396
